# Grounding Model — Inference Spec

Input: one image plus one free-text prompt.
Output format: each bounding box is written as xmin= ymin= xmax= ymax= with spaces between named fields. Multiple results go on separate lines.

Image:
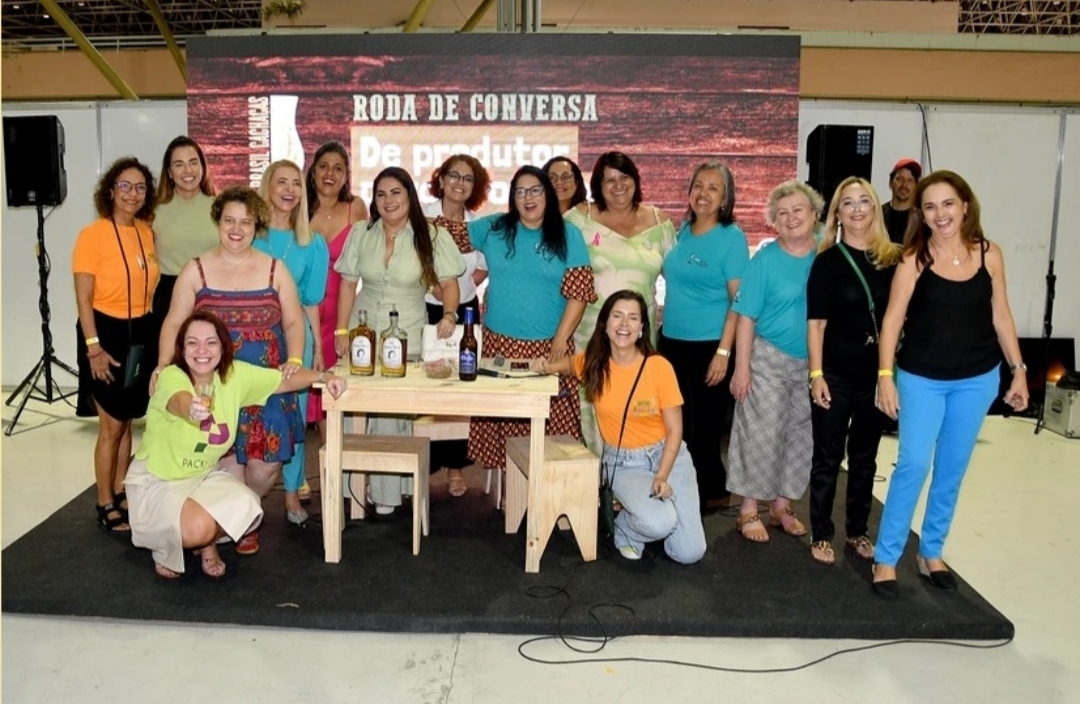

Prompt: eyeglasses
xmin=115 ymin=180 xmax=148 ymax=195
xmin=548 ymin=172 xmax=576 ymax=184
xmin=840 ymin=197 xmax=874 ymax=212
xmin=445 ymin=171 xmax=474 ymax=185
xmin=513 ymin=185 xmax=545 ymax=199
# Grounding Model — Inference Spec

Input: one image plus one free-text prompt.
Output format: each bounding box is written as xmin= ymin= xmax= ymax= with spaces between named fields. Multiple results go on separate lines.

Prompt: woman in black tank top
xmin=869 ymin=171 xmax=1028 ymax=599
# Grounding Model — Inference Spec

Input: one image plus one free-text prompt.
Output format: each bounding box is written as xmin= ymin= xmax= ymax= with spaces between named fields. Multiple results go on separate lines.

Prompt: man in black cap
xmin=881 ymin=158 xmax=921 ymax=245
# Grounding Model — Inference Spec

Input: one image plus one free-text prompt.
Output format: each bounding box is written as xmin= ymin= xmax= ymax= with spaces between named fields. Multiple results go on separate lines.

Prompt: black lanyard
xmin=110 ymin=218 xmax=149 ymax=341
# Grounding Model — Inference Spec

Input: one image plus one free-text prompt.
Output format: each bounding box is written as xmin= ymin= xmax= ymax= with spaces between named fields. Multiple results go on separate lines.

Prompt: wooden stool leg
xmin=563 ymin=468 xmax=599 ymax=562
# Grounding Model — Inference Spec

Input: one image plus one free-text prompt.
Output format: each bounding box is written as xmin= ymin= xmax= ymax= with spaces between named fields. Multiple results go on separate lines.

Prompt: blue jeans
xmin=602 ymin=440 xmax=707 ymax=564
xmin=874 ymin=367 xmax=999 ymax=567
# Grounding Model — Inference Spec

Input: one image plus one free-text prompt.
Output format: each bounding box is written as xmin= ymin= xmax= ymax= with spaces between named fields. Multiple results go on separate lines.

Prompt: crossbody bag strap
xmin=610 ymin=355 xmax=649 ymax=477
xmin=110 ymin=219 xmax=135 ymax=342
xmin=836 ymin=241 xmax=879 ymax=342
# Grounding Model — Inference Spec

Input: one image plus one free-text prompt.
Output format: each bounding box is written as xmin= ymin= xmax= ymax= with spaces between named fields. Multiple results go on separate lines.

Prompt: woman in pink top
xmin=305 ymin=142 xmax=367 ymax=495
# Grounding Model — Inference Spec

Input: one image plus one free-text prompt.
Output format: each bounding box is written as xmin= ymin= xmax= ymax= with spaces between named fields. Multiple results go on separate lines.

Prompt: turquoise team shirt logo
xmin=193 ymin=412 xmax=231 ymax=453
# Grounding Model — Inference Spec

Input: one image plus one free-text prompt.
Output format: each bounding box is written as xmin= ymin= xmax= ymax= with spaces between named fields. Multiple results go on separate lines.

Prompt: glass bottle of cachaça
xmin=348 ymin=309 xmax=375 ymax=376
xmin=379 ymin=304 xmax=407 ymax=378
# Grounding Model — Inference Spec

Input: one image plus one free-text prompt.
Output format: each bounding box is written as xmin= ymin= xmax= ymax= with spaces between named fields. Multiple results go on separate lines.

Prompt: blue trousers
xmin=874 ymin=367 xmax=999 ymax=567
xmin=280 ymin=317 xmax=315 ymax=493
xmin=603 ymin=440 xmax=707 ymax=564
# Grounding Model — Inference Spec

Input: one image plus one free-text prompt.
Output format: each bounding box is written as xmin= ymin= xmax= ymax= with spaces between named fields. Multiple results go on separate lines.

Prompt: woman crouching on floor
xmin=126 ymin=311 xmax=347 ymax=579
xmin=533 ymin=289 xmax=706 ymax=563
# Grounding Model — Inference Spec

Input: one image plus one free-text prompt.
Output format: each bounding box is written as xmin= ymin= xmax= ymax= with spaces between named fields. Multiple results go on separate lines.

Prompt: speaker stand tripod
xmin=4 ymin=203 xmax=79 ymax=436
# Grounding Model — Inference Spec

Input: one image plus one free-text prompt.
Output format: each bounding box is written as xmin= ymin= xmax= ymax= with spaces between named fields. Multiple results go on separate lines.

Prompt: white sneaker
xmin=618 ymin=545 xmax=642 ymax=561
xmin=374 ymin=503 xmax=395 ymax=515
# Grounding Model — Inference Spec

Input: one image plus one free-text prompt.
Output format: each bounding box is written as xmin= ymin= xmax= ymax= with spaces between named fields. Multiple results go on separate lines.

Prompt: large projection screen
xmin=186 ymin=34 xmax=800 ymax=246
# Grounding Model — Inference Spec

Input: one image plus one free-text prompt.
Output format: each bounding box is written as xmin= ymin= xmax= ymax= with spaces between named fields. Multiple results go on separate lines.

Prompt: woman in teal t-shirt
xmin=127 ymin=311 xmax=346 ymax=579
xmin=728 ymin=180 xmax=822 ymax=543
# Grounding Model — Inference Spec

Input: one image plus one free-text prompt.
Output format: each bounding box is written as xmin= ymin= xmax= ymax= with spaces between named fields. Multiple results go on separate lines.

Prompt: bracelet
xmin=715 ymin=346 xmax=730 ymax=357
xmin=335 ymin=328 xmax=349 ymax=336
xmin=86 ymin=349 xmax=104 ymax=359
xmin=809 ymin=370 xmax=824 ymax=380
xmin=1010 ymin=361 xmax=1027 ymax=373
xmin=878 ymin=369 xmax=894 ymax=377
xmin=85 ymin=336 xmax=100 ymax=347
xmin=443 ymin=311 xmax=458 ymax=323
xmin=286 ymin=357 xmax=303 ymax=366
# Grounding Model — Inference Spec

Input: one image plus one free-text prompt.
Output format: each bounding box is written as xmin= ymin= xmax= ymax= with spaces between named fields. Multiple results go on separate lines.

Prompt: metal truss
xmin=1 ymin=0 xmax=1078 ymax=51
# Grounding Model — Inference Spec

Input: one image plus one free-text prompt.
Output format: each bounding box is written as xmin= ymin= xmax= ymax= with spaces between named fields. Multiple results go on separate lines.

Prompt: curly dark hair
xmin=491 ymin=165 xmax=568 ymax=261
xmin=581 ymin=290 xmax=655 ymax=403
xmin=542 ymin=156 xmax=587 ymax=210
xmin=211 ymin=186 xmax=271 ymax=235
xmin=590 ymin=152 xmax=642 ymax=212
xmin=173 ymin=310 xmax=236 ymax=383
xmin=306 ymin=141 xmax=355 ymax=219
xmin=94 ymin=157 xmax=156 ymax=221
xmin=426 ymin=154 xmax=491 ymax=213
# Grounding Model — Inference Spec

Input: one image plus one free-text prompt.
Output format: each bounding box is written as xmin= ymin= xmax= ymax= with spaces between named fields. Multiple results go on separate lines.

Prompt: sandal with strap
xmin=845 ymin=535 xmax=875 ymax=561
xmin=768 ymin=507 xmax=808 ymax=537
xmin=810 ymin=540 xmax=836 ymax=565
xmin=197 ymin=547 xmax=227 ymax=579
xmin=154 ymin=562 xmax=181 ymax=579
xmin=96 ymin=502 xmax=129 ymax=533
xmin=297 ymin=481 xmax=313 ymax=504
xmin=447 ymin=470 xmax=467 ymax=498
xmin=113 ymin=491 xmax=129 ymax=522
xmin=737 ymin=512 xmax=769 ymax=543
xmin=235 ymin=531 xmax=260 ymax=555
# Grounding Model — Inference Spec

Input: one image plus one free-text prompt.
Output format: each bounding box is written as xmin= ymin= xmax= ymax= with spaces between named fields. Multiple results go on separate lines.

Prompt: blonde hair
xmin=259 ymin=160 xmax=313 ymax=246
xmin=820 ymin=177 xmax=900 ymax=269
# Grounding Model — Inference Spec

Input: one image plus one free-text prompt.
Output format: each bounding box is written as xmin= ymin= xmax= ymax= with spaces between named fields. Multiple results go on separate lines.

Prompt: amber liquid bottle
xmin=379 ymin=305 xmax=407 ymax=378
xmin=459 ymin=307 xmax=478 ymax=382
xmin=348 ymin=309 xmax=375 ymax=376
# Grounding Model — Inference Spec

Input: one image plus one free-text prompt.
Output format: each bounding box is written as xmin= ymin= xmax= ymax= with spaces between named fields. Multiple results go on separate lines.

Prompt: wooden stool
xmin=504 ymin=435 xmax=599 ymax=572
xmin=412 ymin=415 xmax=501 ymax=507
xmin=319 ymin=434 xmax=430 ymax=555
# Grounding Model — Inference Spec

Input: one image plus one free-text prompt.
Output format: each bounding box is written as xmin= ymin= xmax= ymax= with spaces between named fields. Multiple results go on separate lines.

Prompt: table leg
xmin=525 ymin=416 xmax=546 ymax=573
xmin=323 ymin=408 xmax=344 ymax=563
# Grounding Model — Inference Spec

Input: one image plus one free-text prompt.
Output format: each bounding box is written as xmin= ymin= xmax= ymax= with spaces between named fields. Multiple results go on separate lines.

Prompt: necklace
xmin=219 ymin=248 xmax=253 ymax=268
xmin=932 ymin=240 xmax=964 ymax=266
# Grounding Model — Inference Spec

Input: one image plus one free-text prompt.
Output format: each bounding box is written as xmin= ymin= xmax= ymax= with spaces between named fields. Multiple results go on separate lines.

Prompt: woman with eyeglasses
xmin=73 ymin=157 xmax=161 ymax=533
xmin=806 ymin=177 xmax=899 ymax=565
xmin=151 ymin=136 xmax=217 ymax=327
xmin=466 ymin=165 xmax=597 ymax=477
xmin=727 ymin=180 xmax=822 ymax=543
xmin=422 ymin=154 xmax=492 ymax=497
xmin=543 ymin=156 xmax=588 ymax=215
xmin=563 ymin=151 xmax=676 ymax=454
xmin=334 ymin=167 xmax=465 ymax=514
xmin=658 ymin=161 xmax=748 ymax=516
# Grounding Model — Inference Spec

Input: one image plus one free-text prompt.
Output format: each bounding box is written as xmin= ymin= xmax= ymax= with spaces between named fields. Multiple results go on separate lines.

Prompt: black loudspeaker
xmin=988 ymin=337 xmax=1076 ymax=417
xmin=806 ymin=124 xmax=874 ymax=206
xmin=3 ymin=115 xmax=68 ymax=208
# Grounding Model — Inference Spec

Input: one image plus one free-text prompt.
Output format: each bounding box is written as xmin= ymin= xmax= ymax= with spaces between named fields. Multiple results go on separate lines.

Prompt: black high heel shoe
xmin=917 ymin=556 xmax=958 ymax=592
xmin=871 ymin=563 xmax=899 ymax=599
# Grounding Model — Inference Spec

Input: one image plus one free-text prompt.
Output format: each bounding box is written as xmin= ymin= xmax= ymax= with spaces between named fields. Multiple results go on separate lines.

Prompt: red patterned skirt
xmin=468 ymin=329 xmax=583 ymax=469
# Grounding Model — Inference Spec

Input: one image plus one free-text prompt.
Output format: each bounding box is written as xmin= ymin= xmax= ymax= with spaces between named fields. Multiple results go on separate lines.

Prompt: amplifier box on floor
xmin=1044 ymin=382 xmax=1079 ymax=439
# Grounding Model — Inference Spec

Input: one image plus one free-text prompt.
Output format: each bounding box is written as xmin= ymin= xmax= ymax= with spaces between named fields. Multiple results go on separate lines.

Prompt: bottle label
xmin=460 ymin=350 xmax=477 ymax=374
xmin=382 ymin=338 xmax=404 ymax=368
xmin=351 ymin=337 xmax=372 ymax=368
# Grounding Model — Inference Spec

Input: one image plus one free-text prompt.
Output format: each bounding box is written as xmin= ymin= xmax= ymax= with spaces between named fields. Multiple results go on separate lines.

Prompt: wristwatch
xmin=444 ymin=311 xmax=459 ymax=323
xmin=1009 ymin=362 xmax=1027 ymax=374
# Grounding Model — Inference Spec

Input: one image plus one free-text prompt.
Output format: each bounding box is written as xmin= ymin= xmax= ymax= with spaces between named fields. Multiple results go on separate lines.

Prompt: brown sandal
xmin=845 ymin=535 xmax=875 ymax=561
xmin=737 ymin=513 xmax=769 ymax=543
xmin=447 ymin=469 xmax=467 ymax=498
xmin=768 ymin=507 xmax=808 ymax=537
xmin=810 ymin=540 xmax=835 ymax=565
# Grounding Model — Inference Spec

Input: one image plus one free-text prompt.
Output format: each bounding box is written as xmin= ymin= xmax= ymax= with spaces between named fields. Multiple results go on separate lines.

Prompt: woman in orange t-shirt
xmin=533 ymin=289 xmax=706 ymax=564
xmin=72 ymin=157 xmax=160 ymax=533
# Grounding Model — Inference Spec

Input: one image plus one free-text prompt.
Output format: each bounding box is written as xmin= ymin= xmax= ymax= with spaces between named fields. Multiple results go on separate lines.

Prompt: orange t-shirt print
xmin=573 ymin=352 xmax=683 ymax=449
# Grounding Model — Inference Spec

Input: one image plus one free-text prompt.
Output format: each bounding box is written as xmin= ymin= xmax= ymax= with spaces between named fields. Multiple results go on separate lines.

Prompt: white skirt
xmin=125 ymin=457 xmax=264 ymax=573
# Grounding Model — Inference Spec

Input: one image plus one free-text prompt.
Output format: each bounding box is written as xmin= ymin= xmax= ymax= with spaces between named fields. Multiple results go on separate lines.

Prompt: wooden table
xmin=318 ymin=364 xmax=559 ymax=563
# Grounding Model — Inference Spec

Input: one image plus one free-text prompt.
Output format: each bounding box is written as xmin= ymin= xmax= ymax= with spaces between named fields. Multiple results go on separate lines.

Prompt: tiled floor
xmin=2 ymin=402 xmax=1078 ymax=703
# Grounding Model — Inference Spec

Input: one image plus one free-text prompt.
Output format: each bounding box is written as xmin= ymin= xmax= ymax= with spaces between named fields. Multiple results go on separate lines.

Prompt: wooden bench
xmin=504 ymin=435 xmax=600 ymax=573
xmin=319 ymin=434 xmax=430 ymax=555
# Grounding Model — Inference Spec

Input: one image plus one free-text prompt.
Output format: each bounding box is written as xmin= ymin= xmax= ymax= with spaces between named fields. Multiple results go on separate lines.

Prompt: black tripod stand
xmin=4 ymin=203 xmax=79 ymax=436
xmin=1034 ymin=113 xmax=1066 ymax=436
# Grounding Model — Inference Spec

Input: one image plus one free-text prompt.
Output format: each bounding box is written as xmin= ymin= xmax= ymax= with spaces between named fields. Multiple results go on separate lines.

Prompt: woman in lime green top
xmin=127 ymin=310 xmax=346 ymax=579
xmin=563 ymin=151 xmax=676 ymax=452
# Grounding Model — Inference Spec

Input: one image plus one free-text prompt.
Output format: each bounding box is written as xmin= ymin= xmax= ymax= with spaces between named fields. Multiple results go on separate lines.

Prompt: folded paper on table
xmin=422 ymin=324 xmax=484 ymax=362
